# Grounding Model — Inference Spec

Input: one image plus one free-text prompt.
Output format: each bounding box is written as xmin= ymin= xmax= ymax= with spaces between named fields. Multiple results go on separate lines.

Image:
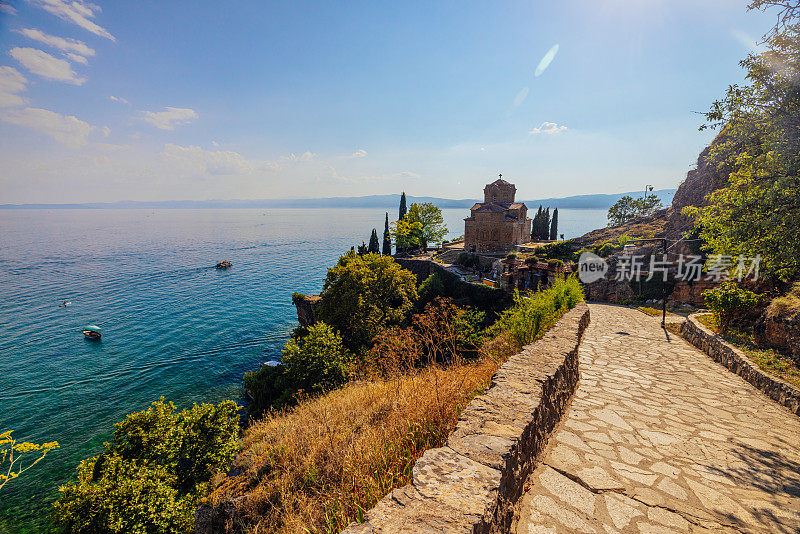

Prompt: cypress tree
xmin=382 ymin=212 xmax=391 ymax=255
xmin=544 ymin=208 xmax=551 ymax=240
xmin=399 ymin=192 xmax=407 ymax=221
xmin=368 ymin=228 xmax=380 ymax=254
xmin=550 ymin=208 xmax=559 ymax=241
xmin=357 ymin=241 xmax=367 ymax=255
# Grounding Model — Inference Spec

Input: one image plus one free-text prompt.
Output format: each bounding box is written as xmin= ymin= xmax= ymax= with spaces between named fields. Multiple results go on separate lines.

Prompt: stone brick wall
xmin=465 ymin=212 xmax=531 ymax=253
xmin=341 ymin=302 xmax=590 ymax=533
xmin=681 ymin=313 xmax=800 ymax=416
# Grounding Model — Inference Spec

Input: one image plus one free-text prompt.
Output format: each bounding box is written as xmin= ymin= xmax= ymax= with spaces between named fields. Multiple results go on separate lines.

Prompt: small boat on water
xmin=216 ymin=260 xmax=232 ymax=270
xmin=82 ymin=325 xmax=102 ymax=340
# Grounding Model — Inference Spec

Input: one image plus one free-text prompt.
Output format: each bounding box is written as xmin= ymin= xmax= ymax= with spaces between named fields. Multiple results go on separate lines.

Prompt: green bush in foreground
xmin=316 ymin=252 xmax=418 ymax=354
xmin=244 ymin=322 xmax=353 ymax=418
xmin=702 ymin=281 xmax=762 ymax=334
xmin=500 ymin=276 xmax=584 ymax=349
xmin=52 ymin=399 xmax=239 ymax=534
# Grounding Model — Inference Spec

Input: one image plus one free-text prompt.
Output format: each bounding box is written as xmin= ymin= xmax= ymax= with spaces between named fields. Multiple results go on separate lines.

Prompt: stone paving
xmin=514 ymin=304 xmax=800 ymax=534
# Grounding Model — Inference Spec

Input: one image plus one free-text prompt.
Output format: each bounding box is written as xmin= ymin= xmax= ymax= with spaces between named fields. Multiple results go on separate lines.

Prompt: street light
xmin=644 ymin=184 xmax=653 ymax=199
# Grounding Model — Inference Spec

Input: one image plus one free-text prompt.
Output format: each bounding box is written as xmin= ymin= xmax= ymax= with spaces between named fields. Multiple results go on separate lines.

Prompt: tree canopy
xmin=607 ymin=195 xmax=662 ymax=227
xmin=407 ymin=202 xmax=448 ymax=248
xmin=52 ymin=399 xmax=238 ymax=534
xmin=685 ymin=0 xmax=800 ymax=279
xmin=316 ymin=252 xmax=418 ymax=352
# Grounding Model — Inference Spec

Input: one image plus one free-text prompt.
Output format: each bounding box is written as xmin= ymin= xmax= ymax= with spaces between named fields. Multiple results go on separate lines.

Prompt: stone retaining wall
xmin=342 ymin=302 xmax=590 ymax=533
xmin=395 ymin=258 xmax=512 ymax=313
xmin=681 ymin=313 xmax=800 ymax=416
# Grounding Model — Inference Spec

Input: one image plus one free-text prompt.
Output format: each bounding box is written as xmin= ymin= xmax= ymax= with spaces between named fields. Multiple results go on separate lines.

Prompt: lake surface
xmin=0 ymin=207 xmax=606 ymax=532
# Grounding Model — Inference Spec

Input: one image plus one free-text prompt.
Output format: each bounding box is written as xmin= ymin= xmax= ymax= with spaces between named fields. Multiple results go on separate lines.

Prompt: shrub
xmin=316 ymin=252 xmax=418 ymax=353
xmin=418 ymin=272 xmax=446 ymax=304
xmin=596 ymin=242 xmax=617 ymax=258
xmin=702 ymin=281 xmax=763 ymax=333
xmin=499 ymin=276 xmax=583 ymax=349
xmin=244 ymin=363 xmax=292 ymax=418
xmin=456 ymin=252 xmax=480 ymax=269
xmin=52 ymin=399 xmax=239 ymax=534
xmin=282 ymin=322 xmax=352 ymax=395
xmin=537 ymin=240 xmax=577 ymax=262
xmin=367 ymin=298 xmax=485 ymax=376
xmin=245 ymin=323 xmax=353 ymax=418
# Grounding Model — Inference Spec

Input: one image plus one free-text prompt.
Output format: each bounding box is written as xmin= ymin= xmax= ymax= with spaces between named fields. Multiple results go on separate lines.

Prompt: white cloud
xmin=0 ymin=66 xmax=28 ymax=108
xmin=0 ymin=2 xmax=16 ymax=14
xmin=10 ymin=47 xmax=86 ymax=85
xmin=534 ymin=44 xmax=559 ymax=77
xmin=15 ymin=28 xmax=96 ymax=58
xmin=162 ymin=144 xmax=256 ymax=175
xmin=66 ymin=53 xmax=88 ymax=64
xmin=139 ymin=107 xmax=198 ymax=130
xmin=349 ymin=148 xmax=367 ymax=158
xmin=1 ymin=107 xmax=94 ymax=147
xmin=530 ymin=121 xmax=567 ymax=135
xmin=29 ymin=0 xmax=115 ymax=41
xmin=281 ymin=151 xmax=315 ymax=163
xmin=109 ymin=95 xmax=129 ymax=104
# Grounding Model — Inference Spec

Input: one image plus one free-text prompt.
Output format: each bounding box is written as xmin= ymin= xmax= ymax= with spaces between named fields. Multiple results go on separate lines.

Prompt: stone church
xmin=464 ymin=176 xmax=532 ymax=253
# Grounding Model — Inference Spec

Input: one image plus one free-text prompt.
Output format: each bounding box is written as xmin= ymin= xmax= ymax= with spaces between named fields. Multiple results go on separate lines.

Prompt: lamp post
xmin=644 ymin=184 xmax=653 ymax=199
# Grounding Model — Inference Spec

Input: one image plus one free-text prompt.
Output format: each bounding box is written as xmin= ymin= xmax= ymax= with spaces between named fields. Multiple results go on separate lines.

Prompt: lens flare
xmin=534 ymin=44 xmax=559 ymax=77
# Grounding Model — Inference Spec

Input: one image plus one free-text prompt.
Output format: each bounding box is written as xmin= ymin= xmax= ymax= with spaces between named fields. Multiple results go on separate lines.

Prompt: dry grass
xmin=207 ymin=355 xmax=509 ymax=534
xmin=696 ymin=314 xmax=800 ymax=389
xmin=766 ymin=282 xmax=800 ymax=318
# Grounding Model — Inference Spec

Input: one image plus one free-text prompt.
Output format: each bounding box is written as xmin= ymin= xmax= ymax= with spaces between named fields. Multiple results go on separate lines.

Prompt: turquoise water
xmin=0 ymin=207 xmax=606 ymax=532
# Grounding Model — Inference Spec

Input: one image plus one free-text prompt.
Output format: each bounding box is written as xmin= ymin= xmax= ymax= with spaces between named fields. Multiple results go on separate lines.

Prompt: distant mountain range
xmin=0 ymin=189 xmax=676 ymax=211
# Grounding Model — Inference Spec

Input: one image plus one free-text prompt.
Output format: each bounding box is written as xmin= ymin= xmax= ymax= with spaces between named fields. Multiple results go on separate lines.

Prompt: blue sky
xmin=0 ymin=1 xmax=775 ymax=203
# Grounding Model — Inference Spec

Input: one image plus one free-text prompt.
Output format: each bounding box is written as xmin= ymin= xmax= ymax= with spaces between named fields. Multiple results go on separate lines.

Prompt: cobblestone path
xmin=514 ymin=304 xmax=800 ymax=533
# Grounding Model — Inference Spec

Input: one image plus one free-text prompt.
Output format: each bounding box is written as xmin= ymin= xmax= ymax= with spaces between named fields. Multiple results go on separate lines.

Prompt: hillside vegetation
xmin=204 ymin=277 xmax=584 ymax=534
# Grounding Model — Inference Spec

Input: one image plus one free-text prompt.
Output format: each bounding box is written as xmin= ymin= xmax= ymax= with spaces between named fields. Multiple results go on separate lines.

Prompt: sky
xmin=0 ymin=0 xmax=777 ymax=203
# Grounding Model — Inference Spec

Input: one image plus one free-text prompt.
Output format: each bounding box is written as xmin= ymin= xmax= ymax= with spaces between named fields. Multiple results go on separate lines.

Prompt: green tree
xmin=382 ymin=212 xmax=391 ymax=255
xmin=684 ymin=0 xmax=800 ymax=279
xmin=399 ymin=192 xmax=407 ymax=221
xmin=316 ymin=252 xmax=418 ymax=353
xmin=52 ymin=399 xmax=238 ymax=534
xmin=281 ymin=322 xmax=353 ymax=395
xmin=407 ymin=203 xmax=448 ymax=248
xmin=391 ymin=217 xmax=424 ymax=253
xmin=544 ymin=208 xmax=551 ymax=240
xmin=607 ymin=195 xmax=662 ymax=227
xmin=368 ymin=228 xmax=380 ymax=254
xmin=550 ymin=208 xmax=559 ymax=241
xmin=0 ymin=430 xmax=59 ymax=492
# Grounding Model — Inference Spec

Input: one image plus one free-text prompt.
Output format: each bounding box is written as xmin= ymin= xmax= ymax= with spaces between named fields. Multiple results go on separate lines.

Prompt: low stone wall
xmin=342 ymin=302 xmax=590 ymax=533
xmin=681 ymin=313 xmax=800 ymax=416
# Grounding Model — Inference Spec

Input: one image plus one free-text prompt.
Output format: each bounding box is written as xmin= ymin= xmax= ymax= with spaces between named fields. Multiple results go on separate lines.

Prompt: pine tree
xmin=550 ymin=208 xmax=559 ymax=241
xmin=382 ymin=212 xmax=391 ymax=255
xmin=399 ymin=192 xmax=407 ymax=221
xmin=368 ymin=228 xmax=380 ymax=254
